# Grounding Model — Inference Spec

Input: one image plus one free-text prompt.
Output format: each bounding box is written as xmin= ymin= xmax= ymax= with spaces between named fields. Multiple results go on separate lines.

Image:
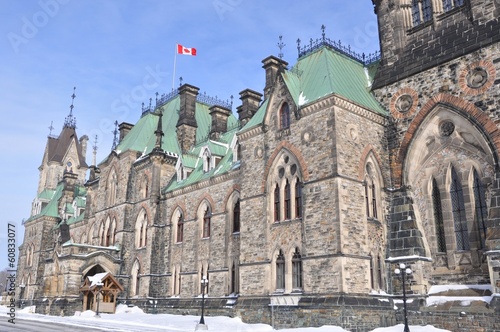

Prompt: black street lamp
xmin=95 ymin=281 xmax=103 ymax=318
xmin=394 ymin=263 xmax=412 ymax=332
xmin=198 ymin=276 xmax=209 ymax=329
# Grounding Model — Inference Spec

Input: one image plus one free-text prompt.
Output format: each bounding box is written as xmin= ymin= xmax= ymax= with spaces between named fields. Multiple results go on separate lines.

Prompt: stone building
xmin=17 ymin=1 xmax=500 ymax=330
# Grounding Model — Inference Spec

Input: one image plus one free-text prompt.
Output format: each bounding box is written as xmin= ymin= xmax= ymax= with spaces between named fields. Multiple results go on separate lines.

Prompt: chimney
xmin=237 ymin=89 xmax=262 ymax=126
xmin=209 ymin=105 xmax=232 ymax=139
xmin=119 ymin=122 xmax=134 ymax=142
xmin=79 ymin=135 xmax=89 ymax=162
xmin=176 ymin=84 xmax=199 ymax=153
xmin=262 ymin=55 xmax=288 ymax=98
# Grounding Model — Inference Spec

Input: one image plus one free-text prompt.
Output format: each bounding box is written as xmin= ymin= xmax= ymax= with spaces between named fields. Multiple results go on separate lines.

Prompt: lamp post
xmin=95 ymin=281 xmax=103 ymax=318
xmin=394 ymin=263 xmax=412 ymax=332
xmin=200 ymin=276 xmax=208 ymax=324
xmin=195 ymin=276 xmax=209 ymax=330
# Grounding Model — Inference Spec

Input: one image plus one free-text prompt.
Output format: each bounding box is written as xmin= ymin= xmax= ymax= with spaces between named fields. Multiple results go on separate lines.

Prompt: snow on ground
xmin=0 ymin=304 xmax=450 ymax=332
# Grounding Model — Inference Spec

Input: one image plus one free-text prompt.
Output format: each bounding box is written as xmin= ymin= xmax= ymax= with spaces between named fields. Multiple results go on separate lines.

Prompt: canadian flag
xmin=177 ymin=44 xmax=197 ymax=56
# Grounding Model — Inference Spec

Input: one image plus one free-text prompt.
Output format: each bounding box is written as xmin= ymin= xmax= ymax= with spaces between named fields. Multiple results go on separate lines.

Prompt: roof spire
xmin=111 ymin=120 xmax=119 ymax=150
xmin=63 ymin=87 xmax=77 ymax=129
xmin=277 ymin=35 xmax=285 ymax=60
xmin=92 ymin=135 xmax=98 ymax=166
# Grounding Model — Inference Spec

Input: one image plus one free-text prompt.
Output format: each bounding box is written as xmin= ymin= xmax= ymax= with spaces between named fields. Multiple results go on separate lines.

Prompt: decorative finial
xmin=63 ymin=87 xmax=77 ymax=129
xmin=297 ymin=38 xmax=301 ymax=56
xmin=48 ymin=121 xmax=54 ymax=136
xmin=277 ymin=35 xmax=285 ymax=60
xmin=321 ymin=24 xmax=326 ymax=41
xmin=230 ymin=95 xmax=234 ymax=109
xmin=155 ymin=92 xmax=159 ymax=106
xmin=92 ymin=135 xmax=98 ymax=166
xmin=179 ymin=76 xmax=183 ymax=86
xmin=111 ymin=120 xmax=119 ymax=150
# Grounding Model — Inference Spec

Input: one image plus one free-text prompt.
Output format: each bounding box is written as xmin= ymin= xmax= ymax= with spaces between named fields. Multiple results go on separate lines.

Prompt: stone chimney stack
xmin=176 ymin=84 xmax=199 ymax=153
xmin=237 ymin=89 xmax=262 ymax=126
xmin=262 ymin=55 xmax=288 ymax=98
xmin=209 ymin=105 xmax=232 ymax=139
xmin=119 ymin=122 xmax=134 ymax=142
xmin=79 ymin=135 xmax=89 ymax=162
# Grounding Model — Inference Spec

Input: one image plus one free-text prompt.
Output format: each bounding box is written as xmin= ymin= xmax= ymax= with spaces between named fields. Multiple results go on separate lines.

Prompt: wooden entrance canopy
xmin=80 ymin=272 xmax=124 ymax=313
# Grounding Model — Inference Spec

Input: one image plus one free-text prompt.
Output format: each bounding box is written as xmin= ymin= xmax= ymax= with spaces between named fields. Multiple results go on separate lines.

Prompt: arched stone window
xmin=471 ymin=168 xmax=488 ymax=249
xmin=174 ymin=209 xmax=184 ymax=243
xmin=431 ymin=178 xmax=447 ymax=253
xmin=284 ymin=180 xmax=291 ymax=220
xmin=292 ymin=248 xmax=303 ymax=290
xmin=269 ymin=150 xmax=304 ymax=223
xmin=202 ymin=148 xmax=212 ymax=173
xmin=274 ymin=184 xmax=281 ymax=222
xmin=88 ymin=223 xmax=95 ymax=245
xmin=135 ymin=209 xmax=148 ymax=248
xmin=202 ymin=206 xmax=211 ymax=238
xmin=279 ymin=103 xmax=290 ymax=129
xmin=233 ymin=200 xmax=240 ymax=233
xmin=172 ymin=265 xmax=181 ymax=296
xmin=412 ymin=0 xmax=433 ymax=26
xmin=295 ymin=180 xmax=302 ymax=218
xmin=107 ymin=169 xmax=118 ymax=206
xmin=230 ymin=261 xmax=239 ymax=295
xmin=276 ymin=250 xmax=285 ymax=290
xmin=140 ymin=175 xmax=149 ymax=199
xmin=98 ymin=221 xmax=105 ymax=246
xmin=364 ymin=159 xmax=383 ymax=220
xmin=449 ymin=166 xmax=470 ymax=251
xmin=443 ymin=0 xmax=464 ymax=12
xmin=130 ymin=259 xmax=141 ymax=297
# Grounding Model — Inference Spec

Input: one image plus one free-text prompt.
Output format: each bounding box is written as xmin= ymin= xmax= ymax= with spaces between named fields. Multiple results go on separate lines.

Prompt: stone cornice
xmin=164 ymin=169 xmax=240 ymax=198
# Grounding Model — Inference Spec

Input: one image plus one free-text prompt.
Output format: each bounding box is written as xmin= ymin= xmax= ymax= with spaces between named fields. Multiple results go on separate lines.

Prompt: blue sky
xmin=0 ymin=0 xmax=379 ymax=270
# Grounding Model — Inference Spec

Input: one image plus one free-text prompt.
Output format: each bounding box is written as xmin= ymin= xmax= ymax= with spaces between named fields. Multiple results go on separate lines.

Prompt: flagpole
xmin=172 ymin=43 xmax=177 ymax=91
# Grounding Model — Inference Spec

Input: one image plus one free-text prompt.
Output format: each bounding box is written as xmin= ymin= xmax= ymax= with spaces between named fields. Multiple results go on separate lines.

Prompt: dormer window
xmin=202 ymin=148 xmax=212 ymax=173
xmin=280 ymin=103 xmax=290 ymax=129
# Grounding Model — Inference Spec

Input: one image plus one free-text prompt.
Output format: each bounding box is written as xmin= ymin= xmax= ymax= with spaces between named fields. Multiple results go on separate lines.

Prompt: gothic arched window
xmin=131 ymin=260 xmax=140 ymax=297
xmin=233 ymin=200 xmax=240 ymax=233
xmin=280 ymin=103 xmax=290 ymax=129
xmin=450 ymin=167 xmax=470 ymax=251
xmin=274 ymin=184 xmax=281 ymax=222
xmin=432 ymin=178 xmax=447 ymax=253
xmin=135 ymin=210 xmax=148 ymax=247
xmin=284 ymin=180 xmax=291 ymax=220
xmin=203 ymin=206 xmax=211 ymax=238
xmin=412 ymin=0 xmax=433 ymax=26
xmin=276 ymin=250 xmax=285 ymax=290
xmin=472 ymin=169 xmax=488 ymax=249
xmin=292 ymin=248 xmax=303 ymax=290
xmin=295 ymin=180 xmax=302 ymax=218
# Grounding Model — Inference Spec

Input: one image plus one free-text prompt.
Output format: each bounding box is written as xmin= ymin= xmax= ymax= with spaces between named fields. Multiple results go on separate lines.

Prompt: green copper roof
xmin=26 ymin=183 xmax=64 ymax=222
xmin=107 ymin=96 xmax=238 ymax=162
xmin=164 ymin=126 xmax=239 ymax=193
xmin=240 ymin=99 xmax=269 ymax=131
xmin=284 ymin=46 xmax=386 ymax=114
xmin=242 ymin=46 xmax=386 ymax=133
xmin=37 ymin=188 xmax=56 ymax=201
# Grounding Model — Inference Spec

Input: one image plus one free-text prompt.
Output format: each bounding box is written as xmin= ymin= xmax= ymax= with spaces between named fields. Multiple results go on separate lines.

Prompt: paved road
xmin=0 ymin=317 xmax=112 ymax=332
